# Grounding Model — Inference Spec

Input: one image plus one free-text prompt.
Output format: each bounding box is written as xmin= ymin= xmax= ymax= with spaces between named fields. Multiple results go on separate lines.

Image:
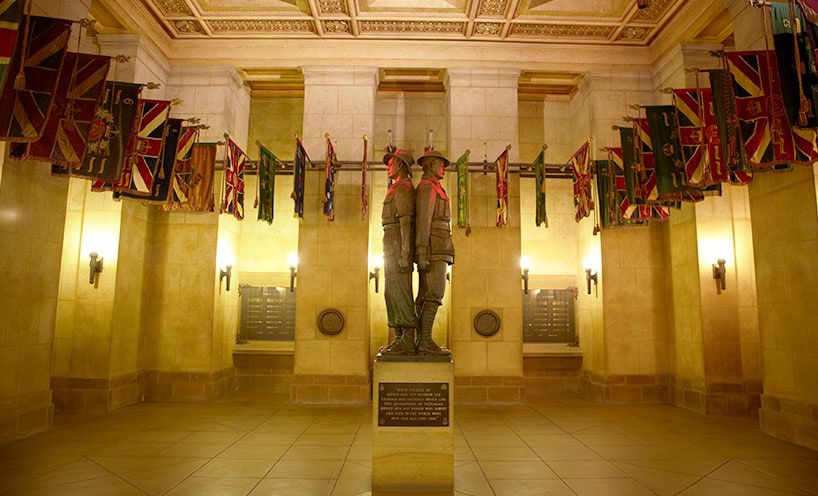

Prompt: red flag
xmin=495 ymin=147 xmax=509 ymax=227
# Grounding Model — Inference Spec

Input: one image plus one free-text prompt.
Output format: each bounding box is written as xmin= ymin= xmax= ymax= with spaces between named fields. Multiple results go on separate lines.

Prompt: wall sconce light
xmin=712 ymin=258 xmax=727 ymax=292
xmin=288 ymin=253 xmax=298 ymax=292
xmin=220 ymin=264 xmax=233 ymax=292
xmin=520 ymin=256 xmax=531 ymax=295
xmin=369 ymin=254 xmax=383 ymax=293
xmin=637 ymin=0 xmax=650 ymax=9
xmin=585 ymin=268 xmax=598 ymax=295
xmin=88 ymin=252 xmax=103 ymax=286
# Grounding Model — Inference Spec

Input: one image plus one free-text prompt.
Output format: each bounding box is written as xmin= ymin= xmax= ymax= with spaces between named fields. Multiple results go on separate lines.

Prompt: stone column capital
xmin=445 ymin=67 xmax=521 ymax=89
xmin=301 ymin=66 xmax=379 ymax=87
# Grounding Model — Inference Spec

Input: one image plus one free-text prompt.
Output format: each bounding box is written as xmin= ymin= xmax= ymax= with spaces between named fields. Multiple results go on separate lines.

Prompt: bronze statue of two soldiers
xmin=381 ymin=148 xmax=453 ymax=356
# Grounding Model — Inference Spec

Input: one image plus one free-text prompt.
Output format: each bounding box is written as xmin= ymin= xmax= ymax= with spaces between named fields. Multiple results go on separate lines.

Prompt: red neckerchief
xmin=420 ymin=176 xmax=448 ymax=201
xmin=387 ymin=176 xmax=409 ymax=196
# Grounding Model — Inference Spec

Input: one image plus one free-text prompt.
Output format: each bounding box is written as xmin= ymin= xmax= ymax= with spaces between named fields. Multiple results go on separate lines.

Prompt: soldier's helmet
xmin=383 ymin=149 xmax=415 ymax=167
xmin=417 ymin=149 xmax=450 ymax=169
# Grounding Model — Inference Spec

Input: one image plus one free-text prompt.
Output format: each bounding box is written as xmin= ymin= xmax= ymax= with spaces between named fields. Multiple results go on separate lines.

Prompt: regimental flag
xmin=166 ymin=124 xmax=198 ymax=204
xmin=257 ymin=144 xmax=278 ymax=224
xmin=645 ymin=105 xmax=705 ymax=203
xmin=11 ymin=52 xmax=109 ymax=165
xmin=323 ymin=136 xmax=338 ymax=221
xmin=770 ymin=2 xmax=818 ymax=129
xmin=673 ymin=88 xmax=728 ymax=187
xmin=569 ymin=141 xmax=593 ymax=222
xmin=115 ymin=99 xmax=171 ymax=196
xmin=724 ymin=50 xmax=818 ymax=170
xmin=632 ymin=118 xmax=660 ymax=204
xmin=142 ymin=118 xmax=181 ymax=203
xmin=0 ymin=15 xmax=71 ymax=142
xmin=618 ymin=127 xmax=640 ymax=203
xmin=532 ymin=148 xmax=547 ymax=228
xmin=455 ymin=150 xmax=470 ymax=228
xmin=596 ymin=158 xmax=618 ymax=229
xmin=361 ymin=136 xmax=368 ymax=221
xmin=292 ymin=138 xmax=310 ymax=220
xmin=495 ymin=147 xmax=509 ymax=227
xmin=72 ymin=81 xmax=141 ymax=180
xmin=163 ymin=142 xmax=216 ymax=212
xmin=709 ymin=69 xmax=754 ymax=185
xmin=608 ymin=148 xmax=669 ymax=223
xmin=0 ymin=0 xmax=24 ymax=92
xmin=222 ymin=136 xmax=246 ymax=220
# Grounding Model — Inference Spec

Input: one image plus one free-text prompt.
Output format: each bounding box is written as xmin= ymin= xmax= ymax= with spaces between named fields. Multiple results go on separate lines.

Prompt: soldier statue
xmin=414 ymin=149 xmax=453 ymax=356
xmin=381 ymin=149 xmax=417 ymax=354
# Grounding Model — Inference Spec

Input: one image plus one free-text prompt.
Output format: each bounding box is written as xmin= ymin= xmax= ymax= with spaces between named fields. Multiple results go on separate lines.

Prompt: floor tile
xmin=196 ymin=458 xmax=276 ymax=477
xmin=679 ymin=478 xmax=803 ymax=496
xmin=453 ymin=461 xmax=494 ymax=496
xmin=119 ymin=460 xmax=208 ymax=496
xmin=267 ymin=460 xmax=344 ymax=479
xmin=218 ymin=445 xmax=288 ymax=460
xmin=489 ymin=478 xmax=575 ymax=496
xmin=282 ymin=446 xmax=349 ymax=460
xmin=165 ymin=476 xmax=260 ymax=496
xmin=564 ymin=477 xmax=657 ymax=496
xmin=548 ymin=460 xmax=628 ymax=478
xmin=331 ymin=461 xmax=371 ymax=496
xmin=533 ymin=445 xmax=603 ymax=461
xmin=471 ymin=445 xmax=540 ymax=461
xmin=248 ymin=478 xmax=334 ymax=496
xmin=524 ymin=434 xmax=584 ymax=447
xmin=465 ymin=434 xmax=527 ymax=447
xmin=708 ymin=460 xmax=812 ymax=495
xmin=11 ymin=475 xmax=148 ymax=496
xmin=479 ymin=460 xmax=557 ymax=479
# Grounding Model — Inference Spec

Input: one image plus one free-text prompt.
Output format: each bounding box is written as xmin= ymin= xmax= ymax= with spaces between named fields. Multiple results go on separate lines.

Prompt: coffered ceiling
xmin=132 ymin=0 xmax=686 ymax=45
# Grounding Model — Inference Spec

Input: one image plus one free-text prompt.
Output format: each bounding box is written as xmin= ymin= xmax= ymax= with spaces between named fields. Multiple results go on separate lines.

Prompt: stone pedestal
xmin=372 ymin=355 xmax=454 ymax=493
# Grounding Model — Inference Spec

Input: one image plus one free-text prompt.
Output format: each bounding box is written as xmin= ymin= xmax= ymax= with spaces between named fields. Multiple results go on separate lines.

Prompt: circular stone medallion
xmin=317 ymin=308 xmax=345 ymax=336
xmin=473 ymin=310 xmax=501 ymax=337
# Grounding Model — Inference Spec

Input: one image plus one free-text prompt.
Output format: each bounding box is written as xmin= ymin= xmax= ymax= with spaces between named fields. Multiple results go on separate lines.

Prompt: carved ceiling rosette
xmin=510 ymin=23 xmax=614 ymax=39
xmin=323 ymin=20 xmax=351 ymax=33
xmin=172 ymin=19 xmax=204 ymax=34
xmin=207 ymin=19 xmax=316 ymax=33
xmin=473 ymin=22 xmax=501 ymax=36
xmin=317 ymin=0 xmax=348 ymax=15
xmin=477 ymin=0 xmax=508 ymax=17
xmin=359 ymin=20 xmax=466 ymax=34
xmin=152 ymin=0 xmax=194 ymax=16
xmin=631 ymin=0 xmax=674 ymax=22
xmin=618 ymin=26 xmax=650 ymax=41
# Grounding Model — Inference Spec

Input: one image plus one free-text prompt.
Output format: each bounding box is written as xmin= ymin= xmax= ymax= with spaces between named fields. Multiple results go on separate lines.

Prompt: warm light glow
xmin=81 ymin=226 xmax=118 ymax=262
xmin=370 ymin=253 xmax=384 ymax=269
xmin=217 ymin=239 xmax=235 ymax=271
xmin=698 ymin=236 xmax=732 ymax=268
xmin=582 ymin=255 xmax=600 ymax=275
xmin=520 ymin=256 xmax=531 ymax=271
xmin=287 ymin=252 xmax=299 ymax=269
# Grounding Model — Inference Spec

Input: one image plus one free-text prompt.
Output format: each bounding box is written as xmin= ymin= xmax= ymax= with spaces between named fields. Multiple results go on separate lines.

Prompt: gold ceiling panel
xmin=378 ymin=67 xmax=446 ymax=92
xmin=128 ymin=0 xmax=700 ymax=46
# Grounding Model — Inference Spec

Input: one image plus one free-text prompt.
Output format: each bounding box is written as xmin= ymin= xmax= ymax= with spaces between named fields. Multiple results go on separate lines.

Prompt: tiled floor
xmin=1 ymin=393 xmax=817 ymax=495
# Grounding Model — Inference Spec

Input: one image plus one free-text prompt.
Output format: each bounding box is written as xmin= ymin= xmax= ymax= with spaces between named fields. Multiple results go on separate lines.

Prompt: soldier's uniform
xmin=414 ymin=150 xmax=454 ymax=355
xmin=382 ymin=177 xmax=415 ymax=329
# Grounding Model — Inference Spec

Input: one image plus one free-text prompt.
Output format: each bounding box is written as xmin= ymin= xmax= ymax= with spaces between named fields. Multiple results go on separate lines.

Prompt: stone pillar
xmin=290 ymin=67 xmax=376 ymax=403
xmin=50 ymin=35 xmax=169 ymax=414
xmin=571 ymin=73 xmax=672 ymax=404
xmin=0 ymin=0 xmax=93 ymax=442
xmin=446 ymin=68 xmax=525 ymax=403
xmin=723 ymin=0 xmax=818 ymax=449
xmin=655 ymin=43 xmax=762 ymax=415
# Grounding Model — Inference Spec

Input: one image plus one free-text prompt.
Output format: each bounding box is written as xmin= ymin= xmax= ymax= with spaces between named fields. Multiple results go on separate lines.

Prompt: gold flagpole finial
xmin=79 ymin=18 xmax=96 ymax=28
xmin=612 ymin=125 xmax=621 ymax=131
xmin=170 ymin=98 xmax=184 ymax=106
xmin=324 ymin=132 xmax=331 ymax=139
xmin=223 ymin=133 xmax=230 ymax=141
xmin=185 ymin=117 xmax=201 ymax=124
xmin=362 ymin=134 xmax=368 ymax=141
xmin=708 ymin=50 xmax=725 ymax=58
xmin=685 ymin=68 xmax=701 ymax=75
xmin=294 ymin=133 xmax=299 ymax=140
xmin=505 ymin=144 xmax=512 ymax=151
xmin=465 ymin=149 xmax=471 ymax=156
xmin=587 ymin=137 xmax=593 ymax=143
xmin=196 ymin=124 xmax=210 ymax=130
xmin=628 ymin=104 xmax=642 ymax=110
xmin=255 ymin=140 xmax=262 ymax=147
xmin=542 ymin=144 xmax=549 ymax=151
xmin=622 ymin=116 xmax=636 ymax=122
xmin=113 ymin=55 xmax=131 ymax=63
xmin=658 ymin=87 xmax=674 ymax=94
xmin=144 ymin=82 xmax=161 ymax=89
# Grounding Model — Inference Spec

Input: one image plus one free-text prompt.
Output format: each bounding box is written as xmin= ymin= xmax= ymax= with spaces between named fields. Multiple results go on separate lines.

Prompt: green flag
xmin=595 ymin=159 xmax=615 ymax=229
xmin=455 ymin=150 xmax=470 ymax=228
xmin=257 ymin=144 xmax=278 ymax=224
xmin=532 ymin=148 xmax=547 ymax=227
xmin=645 ymin=105 xmax=704 ymax=203
xmin=618 ymin=127 xmax=639 ymax=204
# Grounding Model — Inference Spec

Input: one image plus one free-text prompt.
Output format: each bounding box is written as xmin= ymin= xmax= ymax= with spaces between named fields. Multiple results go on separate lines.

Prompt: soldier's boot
xmin=387 ymin=327 xmax=416 ymax=354
xmin=415 ymin=303 xmax=451 ymax=356
xmin=384 ymin=327 xmax=403 ymax=350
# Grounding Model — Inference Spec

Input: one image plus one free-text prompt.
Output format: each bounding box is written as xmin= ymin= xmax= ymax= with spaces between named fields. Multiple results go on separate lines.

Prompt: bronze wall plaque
xmin=378 ymin=382 xmax=449 ymax=427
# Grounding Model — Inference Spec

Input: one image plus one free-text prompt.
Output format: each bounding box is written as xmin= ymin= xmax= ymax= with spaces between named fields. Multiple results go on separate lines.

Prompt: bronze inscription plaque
xmin=378 ymin=382 xmax=449 ymax=427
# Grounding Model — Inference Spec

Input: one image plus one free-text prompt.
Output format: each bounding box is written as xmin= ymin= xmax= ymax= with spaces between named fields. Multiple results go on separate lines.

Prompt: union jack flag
xmin=673 ymin=88 xmax=727 ymax=187
xmin=608 ymin=148 xmax=669 ymax=223
xmin=725 ymin=50 xmax=818 ymax=170
xmin=115 ymin=99 xmax=171 ymax=196
xmin=569 ymin=141 xmax=593 ymax=223
xmin=222 ymin=136 xmax=246 ymax=220
xmin=0 ymin=0 xmax=24 ymax=92
xmin=324 ymin=136 xmax=338 ymax=221
xmin=496 ymin=147 xmax=509 ymax=226
xmin=12 ymin=53 xmax=109 ymax=166
xmin=0 ymin=16 xmax=71 ymax=142
xmin=167 ymin=124 xmax=198 ymax=204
